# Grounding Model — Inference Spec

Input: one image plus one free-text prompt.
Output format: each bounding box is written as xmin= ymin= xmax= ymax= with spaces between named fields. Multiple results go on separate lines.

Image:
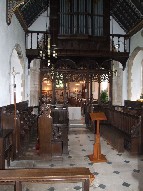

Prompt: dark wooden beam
xmin=15 ymin=8 xmax=28 ymax=31
xmin=126 ymin=20 xmax=143 ymax=37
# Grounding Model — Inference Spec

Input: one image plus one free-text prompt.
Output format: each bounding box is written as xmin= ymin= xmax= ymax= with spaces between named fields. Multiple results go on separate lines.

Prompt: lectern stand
xmin=88 ymin=112 xmax=107 ymax=163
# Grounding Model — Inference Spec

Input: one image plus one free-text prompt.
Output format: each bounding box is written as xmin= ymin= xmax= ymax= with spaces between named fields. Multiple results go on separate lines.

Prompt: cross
xmin=11 ymin=67 xmax=20 ymax=90
xmin=11 ymin=67 xmax=20 ymax=153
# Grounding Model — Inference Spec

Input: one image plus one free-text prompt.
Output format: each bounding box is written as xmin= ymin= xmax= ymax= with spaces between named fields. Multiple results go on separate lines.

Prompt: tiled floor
xmin=3 ymin=120 xmax=143 ymax=191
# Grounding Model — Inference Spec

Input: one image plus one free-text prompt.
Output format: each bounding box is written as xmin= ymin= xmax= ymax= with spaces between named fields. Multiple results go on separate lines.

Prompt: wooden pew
xmin=101 ymin=106 xmax=143 ymax=154
xmin=51 ymin=105 xmax=69 ymax=155
xmin=38 ymin=106 xmax=69 ymax=157
xmin=100 ymin=124 xmax=125 ymax=153
xmin=0 ymin=129 xmax=13 ymax=169
xmin=18 ymin=107 xmax=37 ymax=145
xmin=38 ymin=110 xmax=52 ymax=155
xmin=0 ymin=167 xmax=94 ymax=191
xmin=1 ymin=110 xmax=19 ymax=157
xmin=0 ymin=101 xmax=38 ymax=168
xmin=86 ymin=104 xmax=143 ymax=154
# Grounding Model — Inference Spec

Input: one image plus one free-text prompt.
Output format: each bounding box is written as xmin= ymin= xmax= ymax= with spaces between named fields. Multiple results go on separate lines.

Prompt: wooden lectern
xmin=88 ymin=112 xmax=107 ymax=163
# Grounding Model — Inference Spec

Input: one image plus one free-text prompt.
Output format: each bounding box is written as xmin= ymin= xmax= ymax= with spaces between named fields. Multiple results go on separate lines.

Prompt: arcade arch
xmin=9 ymin=44 xmax=25 ymax=104
xmin=127 ymin=47 xmax=143 ymax=100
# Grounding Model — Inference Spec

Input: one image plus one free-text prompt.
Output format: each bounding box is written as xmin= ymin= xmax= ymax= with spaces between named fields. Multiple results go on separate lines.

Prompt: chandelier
xmin=39 ymin=1 xmax=57 ymax=66
xmin=39 ymin=32 xmax=58 ymax=66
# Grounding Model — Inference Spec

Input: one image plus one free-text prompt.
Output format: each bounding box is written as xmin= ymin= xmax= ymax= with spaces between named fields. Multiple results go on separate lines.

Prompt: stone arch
xmin=9 ymin=44 xmax=25 ymax=103
xmin=127 ymin=47 xmax=143 ymax=100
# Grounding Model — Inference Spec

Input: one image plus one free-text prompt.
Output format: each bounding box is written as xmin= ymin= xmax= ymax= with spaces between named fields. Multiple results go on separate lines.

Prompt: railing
xmin=25 ymin=31 xmax=49 ymax=50
xmin=110 ymin=34 xmax=130 ymax=53
xmin=25 ymin=30 xmax=130 ymax=53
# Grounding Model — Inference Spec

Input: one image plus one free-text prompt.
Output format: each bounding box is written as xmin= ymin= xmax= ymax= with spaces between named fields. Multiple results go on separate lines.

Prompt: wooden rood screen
xmin=0 ymin=167 xmax=94 ymax=191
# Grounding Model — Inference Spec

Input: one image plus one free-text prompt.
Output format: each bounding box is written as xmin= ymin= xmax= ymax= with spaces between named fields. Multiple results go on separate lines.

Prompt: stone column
xmin=30 ymin=59 xmax=40 ymax=106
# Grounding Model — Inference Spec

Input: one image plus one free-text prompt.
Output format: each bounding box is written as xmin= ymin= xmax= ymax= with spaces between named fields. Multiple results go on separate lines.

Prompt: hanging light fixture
xmin=39 ymin=0 xmax=57 ymax=66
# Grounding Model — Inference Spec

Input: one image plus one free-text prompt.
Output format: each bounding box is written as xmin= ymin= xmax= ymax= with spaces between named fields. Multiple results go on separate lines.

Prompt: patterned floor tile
xmin=9 ymin=125 xmax=143 ymax=191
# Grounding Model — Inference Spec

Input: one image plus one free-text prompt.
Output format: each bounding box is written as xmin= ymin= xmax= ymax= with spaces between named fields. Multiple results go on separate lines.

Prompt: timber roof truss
xmin=12 ymin=0 xmax=143 ymax=35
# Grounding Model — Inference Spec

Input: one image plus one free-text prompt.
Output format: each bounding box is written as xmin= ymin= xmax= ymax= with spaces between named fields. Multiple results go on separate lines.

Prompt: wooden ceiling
xmin=16 ymin=0 xmax=49 ymax=28
xmin=15 ymin=0 xmax=143 ymax=35
xmin=111 ymin=0 xmax=143 ymax=36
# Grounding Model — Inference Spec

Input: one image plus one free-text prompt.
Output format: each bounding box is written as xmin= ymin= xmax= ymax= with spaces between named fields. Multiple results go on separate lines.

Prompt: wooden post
xmin=85 ymin=74 xmax=89 ymax=104
xmin=88 ymin=112 xmax=107 ymax=163
xmin=140 ymin=115 xmax=143 ymax=154
xmin=98 ymin=77 xmax=101 ymax=104
xmin=90 ymin=75 xmax=93 ymax=103
xmin=63 ymin=75 xmax=67 ymax=104
xmin=13 ymin=84 xmax=17 ymax=157
xmin=15 ymin=181 xmax=22 ymax=191
xmin=0 ymin=138 xmax=5 ymax=169
xmin=109 ymin=73 xmax=113 ymax=105
xmin=38 ymin=109 xmax=52 ymax=156
xmin=11 ymin=67 xmax=20 ymax=156
xmin=40 ymin=71 xmax=43 ymax=96
xmin=52 ymin=73 xmax=56 ymax=105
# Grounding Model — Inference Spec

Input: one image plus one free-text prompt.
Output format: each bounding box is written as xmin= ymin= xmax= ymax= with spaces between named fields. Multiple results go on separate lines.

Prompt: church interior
xmin=0 ymin=0 xmax=143 ymax=190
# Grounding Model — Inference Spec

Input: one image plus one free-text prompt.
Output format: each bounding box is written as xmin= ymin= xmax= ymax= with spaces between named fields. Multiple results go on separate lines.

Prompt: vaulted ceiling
xmin=15 ymin=0 xmax=143 ymax=35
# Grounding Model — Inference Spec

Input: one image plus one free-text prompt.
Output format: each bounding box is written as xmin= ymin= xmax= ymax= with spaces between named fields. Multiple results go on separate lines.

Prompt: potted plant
xmin=100 ymin=90 xmax=109 ymax=103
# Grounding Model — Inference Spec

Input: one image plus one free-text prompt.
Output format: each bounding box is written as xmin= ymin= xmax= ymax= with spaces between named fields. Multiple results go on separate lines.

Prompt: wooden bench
xmin=100 ymin=124 xmax=124 ymax=153
xmin=1 ymin=102 xmax=38 ymax=160
xmin=0 ymin=167 xmax=94 ymax=191
xmin=87 ymin=104 xmax=143 ymax=154
xmin=38 ymin=105 xmax=69 ymax=157
xmin=101 ymin=106 xmax=143 ymax=154
xmin=0 ymin=129 xmax=14 ymax=169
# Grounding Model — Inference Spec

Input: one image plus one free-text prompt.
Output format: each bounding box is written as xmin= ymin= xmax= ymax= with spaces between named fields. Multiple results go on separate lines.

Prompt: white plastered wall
xmin=126 ymin=29 xmax=143 ymax=101
xmin=27 ymin=10 xmax=50 ymax=106
xmin=0 ymin=0 xmax=27 ymax=106
xmin=10 ymin=48 xmax=23 ymax=104
xmin=109 ymin=18 xmax=143 ymax=105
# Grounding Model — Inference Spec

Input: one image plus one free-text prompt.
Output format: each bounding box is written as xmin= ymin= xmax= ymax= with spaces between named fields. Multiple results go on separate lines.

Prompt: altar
xmin=68 ymin=107 xmax=81 ymax=120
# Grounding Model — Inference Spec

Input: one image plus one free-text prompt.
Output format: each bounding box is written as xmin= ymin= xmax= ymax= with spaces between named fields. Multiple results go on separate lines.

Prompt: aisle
xmin=5 ymin=127 xmax=143 ymax=191
xmin=69 ymin=116 xmax=86 ymax=128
